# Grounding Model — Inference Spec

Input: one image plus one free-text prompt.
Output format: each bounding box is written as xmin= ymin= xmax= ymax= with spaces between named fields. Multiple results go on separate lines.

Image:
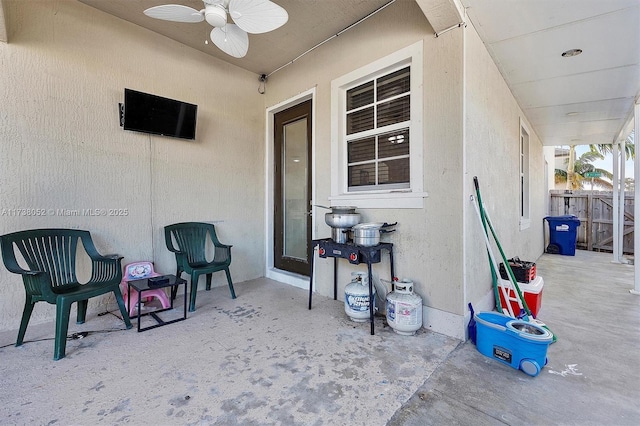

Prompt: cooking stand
xmin=308 ymin=238 xmax=394 ymax=335
xmin=128 ymin=275 xmax=187 ymax=332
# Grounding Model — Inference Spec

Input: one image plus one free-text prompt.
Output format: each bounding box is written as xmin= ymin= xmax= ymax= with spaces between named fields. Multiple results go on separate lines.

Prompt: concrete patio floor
xmin=390 ymin=250 xmax=640 ymax=425
xmin=0 ymin=249 xmax=638 ymax=425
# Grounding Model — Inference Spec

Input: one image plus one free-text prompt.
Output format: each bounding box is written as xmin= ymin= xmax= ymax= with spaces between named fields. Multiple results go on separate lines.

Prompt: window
xmin=331 ymin=41 xmax=425 ymax=209
xmin=346 ymin=68 xmax=411 ymax=192
xmin=520 ymin=119 xmax=531 ymax=230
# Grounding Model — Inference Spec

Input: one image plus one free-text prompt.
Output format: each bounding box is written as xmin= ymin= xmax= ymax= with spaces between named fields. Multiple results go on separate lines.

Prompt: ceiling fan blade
xmin=210 ymin=25 xmax=249 ymax=58
xmin=143 ymin=5 xmax=204 ymax=23
xmin=228 ymin=0 xmax=288 ymax=34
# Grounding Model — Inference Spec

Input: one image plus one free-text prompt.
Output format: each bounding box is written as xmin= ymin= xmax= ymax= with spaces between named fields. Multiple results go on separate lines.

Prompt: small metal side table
xmin=127 ymin=274 xmax=187 ymax=332
xmin=308 ymin=238 xmax=394 ymax=335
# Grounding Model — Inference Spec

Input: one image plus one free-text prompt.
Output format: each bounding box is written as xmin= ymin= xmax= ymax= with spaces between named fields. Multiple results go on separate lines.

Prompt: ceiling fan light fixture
xmin=144 ymin=0 xmax=288 ymax=58
xmin=205 ymin=4 xmax=227 ymax=27
xmin=561 ymin=48 xmax=582 ymax=58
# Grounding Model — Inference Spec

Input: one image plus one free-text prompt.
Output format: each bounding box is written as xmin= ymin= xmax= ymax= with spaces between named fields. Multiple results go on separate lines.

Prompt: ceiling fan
xmin=144 ymin=0 xmax=288 ymax=58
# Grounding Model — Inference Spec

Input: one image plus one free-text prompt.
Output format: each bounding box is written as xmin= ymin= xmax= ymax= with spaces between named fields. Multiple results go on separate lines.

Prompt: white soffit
xmin=461 ymin=0 xmax=640 ymax=146
xmin=464 ymin=0 xmax=638 ymax=43
xmin=490 ymin=9 xmax=638 ymax=84
xmin=415 ymin=0 xmax=464 ymax=35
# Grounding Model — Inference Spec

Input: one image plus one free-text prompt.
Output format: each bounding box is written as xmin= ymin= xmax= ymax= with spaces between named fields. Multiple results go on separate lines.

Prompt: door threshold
xmin=266 ymin=268 xmax=309 ymax=290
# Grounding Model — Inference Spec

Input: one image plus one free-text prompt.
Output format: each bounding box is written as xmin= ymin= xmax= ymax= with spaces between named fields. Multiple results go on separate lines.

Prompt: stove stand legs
xmin=367 ymin=261 xmax=374 ymax=335
xmin=308 ymin=245 xmax=315 ymax=310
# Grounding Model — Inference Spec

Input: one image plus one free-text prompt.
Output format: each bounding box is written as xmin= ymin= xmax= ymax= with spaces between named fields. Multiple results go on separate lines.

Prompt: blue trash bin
xmin=544 ymin=215 xmax=581 ymax=256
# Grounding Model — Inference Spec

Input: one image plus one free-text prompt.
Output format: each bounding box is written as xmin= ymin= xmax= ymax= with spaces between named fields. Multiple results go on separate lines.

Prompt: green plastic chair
xmin=164 ymin=222 xmax=236 ymax=312
xmin=0 ymin=229 xmax=132 ymax=360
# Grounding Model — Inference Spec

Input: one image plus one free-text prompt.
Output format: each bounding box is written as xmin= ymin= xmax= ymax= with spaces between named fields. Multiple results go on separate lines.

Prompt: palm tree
xmin=555 ymin=149 xmax=612 ymax=190
xmin=589 ymin=130 xmax=635 ymax=160
xmin=589 ymin=130 xmax=635 ymax=191
xmin=557 ymin=131 xmax=634 ymax=190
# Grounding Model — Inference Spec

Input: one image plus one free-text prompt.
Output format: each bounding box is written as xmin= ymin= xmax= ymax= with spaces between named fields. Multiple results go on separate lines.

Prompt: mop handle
xmin=473 ymin=176 xmax=528 ymax=317
xmin=481 ymin=201 xmax=533 ymax=318
xmin=471 ymin=195 xmax=515 ymax=318
xmin=473 ymin=177 xmax=502 ymax=312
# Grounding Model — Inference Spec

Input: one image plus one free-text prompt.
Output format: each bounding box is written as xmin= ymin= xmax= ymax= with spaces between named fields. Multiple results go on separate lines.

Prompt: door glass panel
xmin=283 ymin=118 xmax=308 ymax=260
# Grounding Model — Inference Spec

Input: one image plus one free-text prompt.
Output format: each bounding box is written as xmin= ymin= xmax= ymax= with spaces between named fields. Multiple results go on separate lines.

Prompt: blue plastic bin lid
xmin=544 ymin=215 xmax=580 ymax=223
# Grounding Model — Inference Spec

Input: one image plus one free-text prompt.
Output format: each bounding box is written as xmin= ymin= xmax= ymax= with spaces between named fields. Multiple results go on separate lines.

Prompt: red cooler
xmin=498 ymin=276 xmax=544 ymax=318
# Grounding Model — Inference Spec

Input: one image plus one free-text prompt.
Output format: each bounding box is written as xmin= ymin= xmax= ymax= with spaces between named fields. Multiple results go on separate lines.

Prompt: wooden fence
xmin=548 ymin=190 xmax=635 ymax=254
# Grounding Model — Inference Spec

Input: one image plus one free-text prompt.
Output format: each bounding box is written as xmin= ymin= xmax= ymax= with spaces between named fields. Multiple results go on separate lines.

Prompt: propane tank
xmin=344 ymin=272 xmax=376 ymax=322
xmin=386 ymin=279 xmax=423 ymax=335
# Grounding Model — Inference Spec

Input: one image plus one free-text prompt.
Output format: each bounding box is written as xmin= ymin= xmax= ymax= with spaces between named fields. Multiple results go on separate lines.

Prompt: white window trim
xmin=330 ymin=41 xmax=426 ymax=209
xmin=519 ymin=117 xmax=531 ymax=230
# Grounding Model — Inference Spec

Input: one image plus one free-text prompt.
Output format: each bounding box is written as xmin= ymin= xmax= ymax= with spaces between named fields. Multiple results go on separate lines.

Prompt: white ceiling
xmin=76 ymin=0 xmax=393 ymax=76
xmin=460 ymin=0 xmax=640 ymax=146
xmin=5 ymin=0 xmax=639 ymax=147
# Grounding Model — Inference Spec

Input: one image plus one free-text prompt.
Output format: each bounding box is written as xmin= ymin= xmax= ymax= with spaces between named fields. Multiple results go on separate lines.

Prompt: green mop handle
xmin=473 ymin=176 xmax=502 ymax=313
xmin=483 ymin=206 xmax=533 ymax=318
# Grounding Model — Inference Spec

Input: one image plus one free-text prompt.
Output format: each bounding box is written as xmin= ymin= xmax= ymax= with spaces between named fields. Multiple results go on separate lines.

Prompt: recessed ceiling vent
xmin=561 ymin=49 xmax=583 ymax=58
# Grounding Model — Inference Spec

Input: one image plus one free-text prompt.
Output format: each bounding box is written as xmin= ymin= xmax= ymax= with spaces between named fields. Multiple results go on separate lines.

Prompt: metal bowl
xmin=325 ymin=212 xmax=361 ymax=228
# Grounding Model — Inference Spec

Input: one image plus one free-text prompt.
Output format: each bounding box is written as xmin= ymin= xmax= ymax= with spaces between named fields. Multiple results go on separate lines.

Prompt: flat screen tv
xmin=122 ymin=88 xmax=197 ymax=140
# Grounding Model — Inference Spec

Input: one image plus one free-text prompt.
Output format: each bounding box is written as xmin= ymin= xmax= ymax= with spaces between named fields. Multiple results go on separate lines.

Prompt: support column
xmin=613 ymin=141 xmax=620 ymax=263
xmin=632 ymin=101 xmax=640 ymax=295
xmin=619 ymin=139 xmax=626 ymax=259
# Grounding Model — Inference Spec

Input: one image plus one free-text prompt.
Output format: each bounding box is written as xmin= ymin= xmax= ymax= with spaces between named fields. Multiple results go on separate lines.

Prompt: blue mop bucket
xmin=475 ymin=311 xmax=553 ymax=376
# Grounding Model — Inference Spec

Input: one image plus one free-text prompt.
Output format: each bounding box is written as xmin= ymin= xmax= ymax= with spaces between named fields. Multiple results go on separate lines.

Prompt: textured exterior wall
xmin=264 ymin=1 xmax=467 ymax=337
xmin=0 ymin=0 xmax=548 ymax=340
xmin=264 ymin=1 xmax=546 ymax=339
xmin=463 ymin=22 xmax=546 ymax=310
xmin=0 ymin=0 xmax=265 ymax=331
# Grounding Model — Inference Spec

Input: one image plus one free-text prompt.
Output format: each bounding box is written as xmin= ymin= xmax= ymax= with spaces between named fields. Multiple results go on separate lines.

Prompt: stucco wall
xmin=463 ymin=21 xmax=546 ymax=311
xmin=264 ymin=1 xmax=467 ymax=337
xmin=0 ymin=1 xmax=265 ymax=331
xmin=262 ymin=1 xmax=546 ymax=339
xmin=0 ymin=0 xmax=549 ymax=340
